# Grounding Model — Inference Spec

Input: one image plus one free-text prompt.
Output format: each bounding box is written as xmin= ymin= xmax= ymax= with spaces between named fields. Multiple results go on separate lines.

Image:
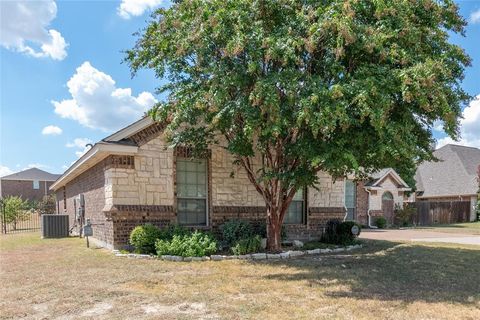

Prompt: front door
xmin=382 ymin=192 xmax=394 ymax=225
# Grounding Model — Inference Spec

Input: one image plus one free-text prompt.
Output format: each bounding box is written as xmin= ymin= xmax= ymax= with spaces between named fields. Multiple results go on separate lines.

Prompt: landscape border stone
xmin=113 ymin=244 xmax=364 ymax=262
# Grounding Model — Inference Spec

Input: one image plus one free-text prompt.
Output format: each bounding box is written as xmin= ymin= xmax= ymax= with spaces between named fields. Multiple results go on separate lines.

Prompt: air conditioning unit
xmin=41 ymin=215 xmax=69 ymax=238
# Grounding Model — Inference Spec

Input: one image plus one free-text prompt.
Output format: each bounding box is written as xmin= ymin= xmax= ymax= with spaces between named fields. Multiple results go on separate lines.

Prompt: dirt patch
xmin=141 ymin=302 xmax=218 ymax=318
xmin=81 ymin=302 xmax=113 ymax=317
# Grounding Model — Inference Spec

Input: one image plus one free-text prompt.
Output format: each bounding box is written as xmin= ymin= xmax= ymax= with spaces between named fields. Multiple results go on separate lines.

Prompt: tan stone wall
xmin=210 ymin=144 xmax=264 ymax=206
xmin=106 ymin=135 xmax=174 ymax=207
xmin=369 ymin=176 xmax=405 ymax=210
xmin=308 ymin=172 xmax=345 ymax=208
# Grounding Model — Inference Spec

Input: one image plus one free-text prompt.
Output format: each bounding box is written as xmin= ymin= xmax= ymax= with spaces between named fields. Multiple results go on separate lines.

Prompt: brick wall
xmin=355 ymin=181 xmax=369 ymax=225
xmin=56 ymin=160 xmax=111 ymax=245
xmin=1 ymin=180 xmax=55 ymax=202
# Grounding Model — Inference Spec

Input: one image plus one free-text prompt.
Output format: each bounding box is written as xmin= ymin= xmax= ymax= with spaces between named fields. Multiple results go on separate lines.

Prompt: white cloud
xmin=52 ymin=62 xmax=156 ymax=132
xmin=0 ymin=0 xmax=67 ymax=60
xmin=42 ymin=125 xmax=62 ymax=135
xmin=0 ymin=165 xmax=14 ymax=177
xmin=437 ymin=95 xmax=480 ymax=149
xmin=118 ymin=0 xmax=164 ymax=19
xmin=66 ymin=138 xmax=93 ymax=157
xmin=470 ymin=9 xmax=480 ymax=24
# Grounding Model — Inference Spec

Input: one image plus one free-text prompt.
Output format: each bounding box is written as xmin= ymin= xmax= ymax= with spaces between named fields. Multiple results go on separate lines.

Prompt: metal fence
xmin=0 ymin=198 xmax=55 ymax=234
xmin=411 ymin=201 xmax=471 ymax=225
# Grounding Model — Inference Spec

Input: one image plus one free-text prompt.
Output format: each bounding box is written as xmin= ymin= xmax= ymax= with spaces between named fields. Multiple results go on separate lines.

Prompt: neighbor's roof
xmin=415 ymin=144 xmax=480 ymax=198
xmin=364 ymin=168 xmax=410 ymax=189
xmin=1 ymin=168 xmax=61 ymax=181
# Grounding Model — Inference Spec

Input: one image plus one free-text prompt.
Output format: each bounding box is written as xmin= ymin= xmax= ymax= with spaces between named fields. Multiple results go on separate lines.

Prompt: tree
xmin=126 ymin=0 xmax=470 ymax=251
xmin=2 ymin=196 xmax=28 ymax=231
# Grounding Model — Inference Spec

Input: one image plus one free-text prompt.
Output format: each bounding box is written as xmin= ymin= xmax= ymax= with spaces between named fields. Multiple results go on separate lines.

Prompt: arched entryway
xmin=382 ymin=191 xmax=394 ymax=225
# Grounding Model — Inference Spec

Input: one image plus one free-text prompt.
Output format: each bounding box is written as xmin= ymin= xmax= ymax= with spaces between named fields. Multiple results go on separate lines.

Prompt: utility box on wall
xmin=41 ymin=215 xmax=69 ymax=238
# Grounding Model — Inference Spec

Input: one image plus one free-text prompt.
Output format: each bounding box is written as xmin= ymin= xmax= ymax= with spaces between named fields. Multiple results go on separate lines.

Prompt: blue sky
xmin=0 ymin=0 xmax=479 ymax=176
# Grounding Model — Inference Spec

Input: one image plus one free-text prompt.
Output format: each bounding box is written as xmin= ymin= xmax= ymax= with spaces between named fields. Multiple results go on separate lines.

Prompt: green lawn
xmin=1 ymin=233 xmax=479 ymax=319
xmin=416 ymin=221 xmax=480 ymax=235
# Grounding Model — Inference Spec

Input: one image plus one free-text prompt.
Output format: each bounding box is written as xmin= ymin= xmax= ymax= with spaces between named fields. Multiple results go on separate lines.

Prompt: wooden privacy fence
xmin=410 ymin=201 xmax=471 ymax=225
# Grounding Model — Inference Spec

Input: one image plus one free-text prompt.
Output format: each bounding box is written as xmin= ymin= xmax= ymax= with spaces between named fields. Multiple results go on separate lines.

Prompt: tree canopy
xmin=126 ymin=0 xmax=471 ymax=249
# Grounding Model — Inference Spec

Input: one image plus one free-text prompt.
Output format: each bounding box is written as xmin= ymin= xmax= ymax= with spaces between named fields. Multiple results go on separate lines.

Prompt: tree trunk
xmin=266 ymin=210 xmax=282 ymax=252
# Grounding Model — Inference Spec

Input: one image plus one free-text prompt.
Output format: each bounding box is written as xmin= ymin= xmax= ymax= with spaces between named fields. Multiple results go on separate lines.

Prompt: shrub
xmin=231 ymin=235 xmax=262 ymax=255
xmin=321 ymin=219 xmax=342 ymax=244
xmin=375 ymin=216 xmax=387 ymax=229
xmin=159 ymin=224 xmax=190 ymax=241
xmin=155 ymin=231 xmax=218 ymax=257
xmin=321 ymin=219 xmax=361 ymax=245
xmin=221 ymin=219 xmax=253 ymax=246
xmin=2 ymin=196 xmax=29 ymax=231
xmin=129 ymin=224 xmax=162 ymax=254
xmin=252 ymin=221 xmax=287 ymax=240
xmin=394 ymin=204 xmax=416 ymax=227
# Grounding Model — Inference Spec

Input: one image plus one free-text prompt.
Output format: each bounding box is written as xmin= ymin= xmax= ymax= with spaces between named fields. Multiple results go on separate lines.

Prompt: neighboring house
xmin=413 ymin=144 xmax=480 ymax=221
xmin=0 ymin=168 xmax=61 ymax=202
xmin=345 ymin=169 xmax=411 ymax=227
xmin=50 ymin=117 xmax=410 ymax=249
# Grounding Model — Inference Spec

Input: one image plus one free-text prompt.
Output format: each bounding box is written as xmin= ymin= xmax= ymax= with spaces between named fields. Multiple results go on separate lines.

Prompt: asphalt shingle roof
xmin=1 ymin=168 xmax=61 ymax=181
xmin=415 ymin=144 xmax=480 ymax=198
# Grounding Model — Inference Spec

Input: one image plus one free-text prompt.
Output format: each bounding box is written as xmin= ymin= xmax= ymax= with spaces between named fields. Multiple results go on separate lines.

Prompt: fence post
xmin=1 ymin=199 xmax=6 ymax=234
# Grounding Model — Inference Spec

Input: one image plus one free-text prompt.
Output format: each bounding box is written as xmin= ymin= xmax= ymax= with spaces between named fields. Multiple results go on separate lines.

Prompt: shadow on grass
xmin=253 ymin=240 xmax=480 ymax=304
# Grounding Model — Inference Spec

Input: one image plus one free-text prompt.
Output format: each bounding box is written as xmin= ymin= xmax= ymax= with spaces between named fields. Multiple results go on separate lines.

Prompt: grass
xmin=414 ymin=221 xmax=480 ymax=235
xmin=1 ymin=233 xmax=479 ymax=319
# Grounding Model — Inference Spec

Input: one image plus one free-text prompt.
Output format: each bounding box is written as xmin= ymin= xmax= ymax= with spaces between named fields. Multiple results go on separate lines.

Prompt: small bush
xmin=321 ymin=219 xmax=361 ymax=245
xmin=159 ymin=224 xmax=190 ymax=240
xmin=394 ymin=204 xmax=416 ymax=227
xmin=129 ymin=224 xmax=162 ymax=254
xmin=375 ymin=216 xmax=387 ymax=229
xmin=155 ymin=231 xmax=217 ymax=257
xmin=231 ymin=235 xmax=262 ymax=255
xmin=252 ymin=221 xmax=287 ymax=240
xmin=221 ymin=219 xmax=253 ymax=246
xmin=321 ymin=219 xmax=342 ymax=244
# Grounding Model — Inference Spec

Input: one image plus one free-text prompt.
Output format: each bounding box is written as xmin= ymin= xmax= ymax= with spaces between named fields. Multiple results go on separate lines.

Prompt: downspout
xmin=365 ymin=188 xmax=377 ymax=229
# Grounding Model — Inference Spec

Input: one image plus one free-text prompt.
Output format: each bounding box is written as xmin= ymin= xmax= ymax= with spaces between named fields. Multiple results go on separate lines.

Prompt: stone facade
xmin=1 ymin=179 xmax=55 ymax=202
xmin=55 ymin=126 xmax=347 ymax=249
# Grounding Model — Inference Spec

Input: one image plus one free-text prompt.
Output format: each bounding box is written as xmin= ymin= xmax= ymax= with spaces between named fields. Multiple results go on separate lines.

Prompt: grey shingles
xmin=1 ymin=168 xmax=61 ymax=181
xmin=415 ymin=144 xmax=480 ymax=198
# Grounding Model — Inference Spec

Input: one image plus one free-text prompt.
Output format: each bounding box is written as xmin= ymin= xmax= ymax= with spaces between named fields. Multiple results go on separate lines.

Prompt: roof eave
xmin=50 ymin=143 xmax=138 ymax=191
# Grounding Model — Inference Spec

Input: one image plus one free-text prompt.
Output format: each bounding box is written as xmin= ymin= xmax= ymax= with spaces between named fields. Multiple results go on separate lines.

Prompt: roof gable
xmin=365 ymin=168 xmax=410 ymax=189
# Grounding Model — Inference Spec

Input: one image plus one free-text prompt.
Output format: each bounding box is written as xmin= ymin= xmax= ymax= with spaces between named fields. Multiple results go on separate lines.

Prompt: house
xmin=346 ymin=168 xmax=411 ymax=227
xmin=413 ymin=144 xmax=480 ymax=221
xmin=50 ymin=117 xmax=410 ymax=249
xmin=0 ymin=168 xmax=61 ymax=202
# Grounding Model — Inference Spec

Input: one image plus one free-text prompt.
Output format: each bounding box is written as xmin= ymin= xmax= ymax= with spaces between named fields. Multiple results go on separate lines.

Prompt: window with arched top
xmin=382 ymin=191 xmax=394 ymax=200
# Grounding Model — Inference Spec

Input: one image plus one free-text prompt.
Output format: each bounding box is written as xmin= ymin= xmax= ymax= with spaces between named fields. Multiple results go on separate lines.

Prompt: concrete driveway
xmin=359 ymin=228 xmax=480 ymax=246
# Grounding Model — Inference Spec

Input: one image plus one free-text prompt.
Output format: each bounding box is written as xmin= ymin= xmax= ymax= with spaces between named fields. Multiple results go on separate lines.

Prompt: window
xmin=33 ymin=180 xmax=40 ymax=189
xmin=382 ymin=191 xmax=394 ymax=200
xmin=344 ymin=180 xmax=356 ymax=220
xmin=176 ymin=158 xmax=207 ymax=225
xmin=284 ymin=189 xmax=305 ymax=224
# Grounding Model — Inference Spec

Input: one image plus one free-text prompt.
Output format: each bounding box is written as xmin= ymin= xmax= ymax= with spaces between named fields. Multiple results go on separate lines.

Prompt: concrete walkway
xmin=359 ymin=229 xmax=480 ymax=246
